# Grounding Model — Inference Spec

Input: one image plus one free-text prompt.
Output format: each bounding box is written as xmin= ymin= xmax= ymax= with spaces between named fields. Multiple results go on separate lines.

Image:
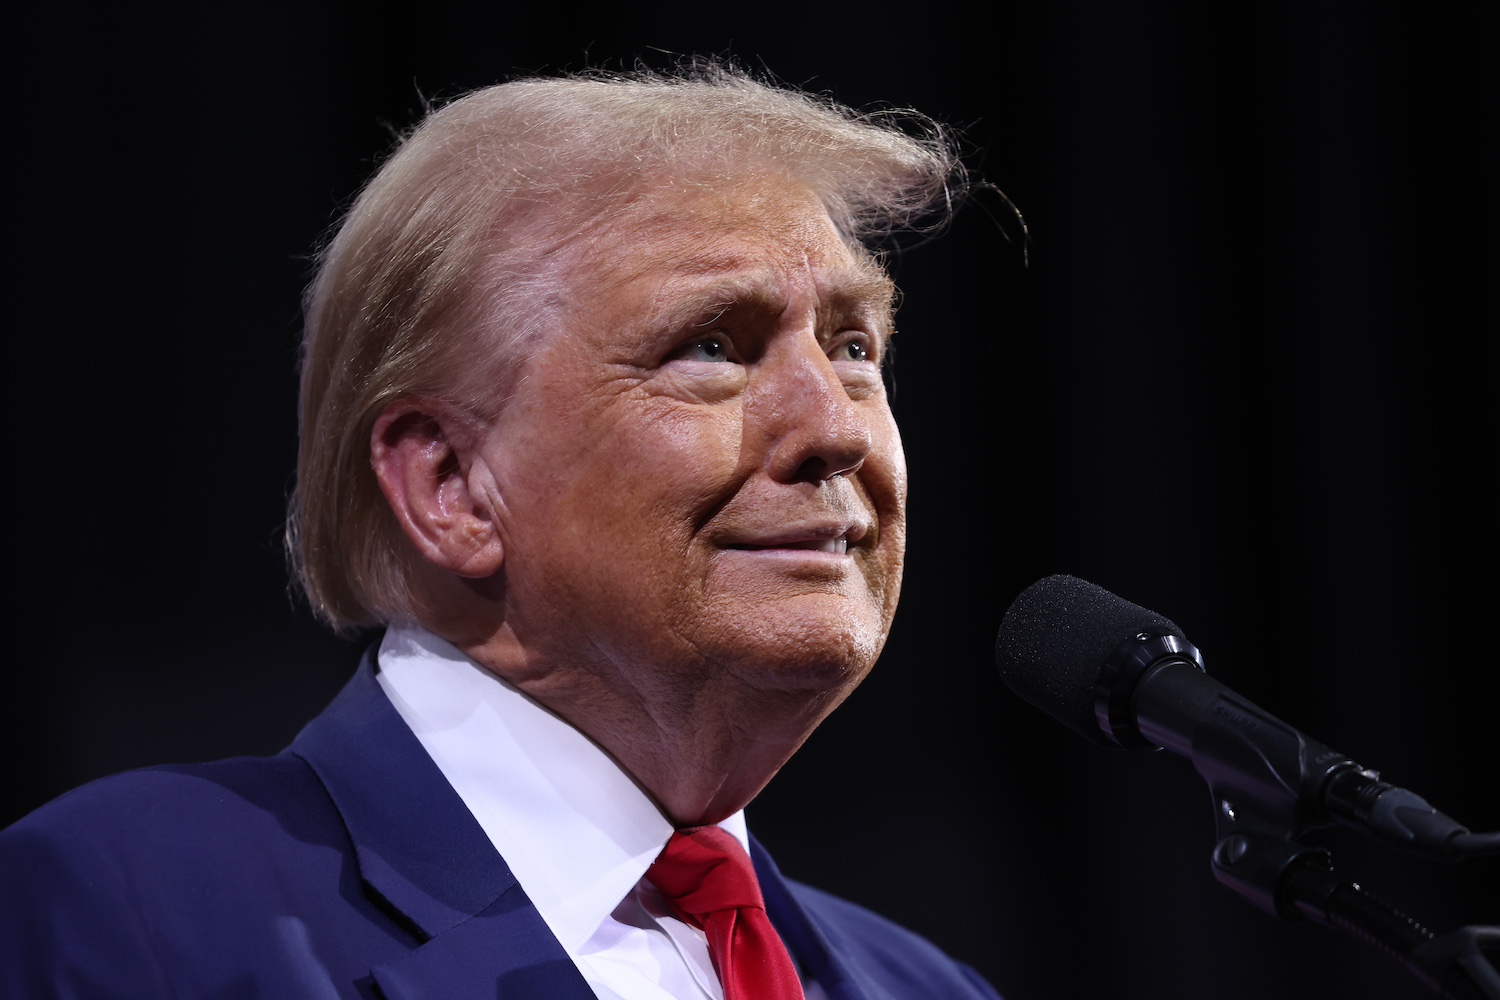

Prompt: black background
xmin=10 ymin=3 xmax=1497 ymax=999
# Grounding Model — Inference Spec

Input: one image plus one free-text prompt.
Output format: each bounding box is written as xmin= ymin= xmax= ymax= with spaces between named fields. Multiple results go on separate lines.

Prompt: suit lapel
xmin=368 ymin=884 xmax=596 ymax=1000
xmin=753 ymin=837 xmax=888 ymax=1000
xmin=290 ymin=648 xmax=596 ymax=1000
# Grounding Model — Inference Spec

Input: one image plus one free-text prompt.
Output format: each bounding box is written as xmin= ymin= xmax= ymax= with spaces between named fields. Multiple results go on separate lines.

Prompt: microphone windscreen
xmin=995 ymin=575 xmax=1186 ymax=746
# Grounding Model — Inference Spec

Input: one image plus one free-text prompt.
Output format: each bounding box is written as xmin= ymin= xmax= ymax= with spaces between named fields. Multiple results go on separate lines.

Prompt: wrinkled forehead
xmin=557 ymin=174 xmax=897 ymax=327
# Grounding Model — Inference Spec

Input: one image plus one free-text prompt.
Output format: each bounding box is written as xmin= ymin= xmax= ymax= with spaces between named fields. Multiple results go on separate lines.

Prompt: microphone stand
xmin=1188 ymin=724 xmax=1500 ymax=999
xmin=1210 ymin=826 xmax=1499 ymax=999
xmin=1109 ymin=648 xmax=1499 ymax=998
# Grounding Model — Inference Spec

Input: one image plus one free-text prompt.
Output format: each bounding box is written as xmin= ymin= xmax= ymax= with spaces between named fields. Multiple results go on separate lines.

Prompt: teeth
xmin=818 ymin=538 xmax=849 ymax=555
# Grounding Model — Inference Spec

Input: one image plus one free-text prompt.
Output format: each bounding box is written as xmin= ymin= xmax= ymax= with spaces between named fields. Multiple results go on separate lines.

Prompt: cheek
xmin=867 ymin=416 xmax=909 ymax=607
xmin=626 ymin=401 xmax=744 ymax=486
xmin=560 ymin=401 xmax=745 ymax=558
xmin=884 ymin=419 xmax=908 ymax=502
xmin=868 ymin=412 xmax=908 ymax=526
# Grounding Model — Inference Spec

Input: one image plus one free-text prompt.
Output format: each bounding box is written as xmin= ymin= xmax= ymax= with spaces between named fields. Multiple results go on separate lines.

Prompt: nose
xmin=752 ymin=335 xmax=874 ymax=484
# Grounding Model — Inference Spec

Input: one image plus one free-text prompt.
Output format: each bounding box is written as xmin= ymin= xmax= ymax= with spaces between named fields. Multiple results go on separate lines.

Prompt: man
xmin=2 ymin=64 xmax=1002 ymax=999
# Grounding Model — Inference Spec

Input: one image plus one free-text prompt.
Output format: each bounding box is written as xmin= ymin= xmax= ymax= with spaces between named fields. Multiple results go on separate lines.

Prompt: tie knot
xmin=644 ymin=825 xmax=806 ymax=1000
xmin=647 ymin=826 xmax=765 ymax=922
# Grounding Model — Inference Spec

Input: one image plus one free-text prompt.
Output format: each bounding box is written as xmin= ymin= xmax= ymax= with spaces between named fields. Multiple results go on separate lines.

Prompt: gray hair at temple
xmin=287 ymin=61 xmax=968 ymax=633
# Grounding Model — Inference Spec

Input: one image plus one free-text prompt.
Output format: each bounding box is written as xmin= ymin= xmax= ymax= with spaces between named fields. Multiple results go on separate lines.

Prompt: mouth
xmin=763 ymin=536 xmax=850 ymax=555
xmin=724 ymin=524 xmax=865 ymax=556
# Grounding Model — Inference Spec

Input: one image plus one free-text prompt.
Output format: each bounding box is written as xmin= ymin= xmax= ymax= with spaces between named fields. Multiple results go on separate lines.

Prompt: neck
xmin=454 ymin=627 xmax=851 ymax=826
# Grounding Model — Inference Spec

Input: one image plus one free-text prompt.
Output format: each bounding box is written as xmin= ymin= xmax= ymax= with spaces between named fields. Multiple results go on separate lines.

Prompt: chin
xmin=716 ymin=602 xmax=890 ymax=695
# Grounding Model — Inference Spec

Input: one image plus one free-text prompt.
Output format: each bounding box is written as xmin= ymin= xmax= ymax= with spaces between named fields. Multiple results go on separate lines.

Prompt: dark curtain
xmin=11 ymin=3 xmax=1496 ymax=999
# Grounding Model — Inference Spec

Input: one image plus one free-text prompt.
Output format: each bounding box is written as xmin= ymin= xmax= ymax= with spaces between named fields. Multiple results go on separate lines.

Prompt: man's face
xmin=477 ymin=175 xmax=907 ymax=702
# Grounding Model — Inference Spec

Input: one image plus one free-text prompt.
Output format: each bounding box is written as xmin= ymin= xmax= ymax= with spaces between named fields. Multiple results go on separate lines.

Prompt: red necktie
xmin=646 ymin=826 xmax=806 ymax=1000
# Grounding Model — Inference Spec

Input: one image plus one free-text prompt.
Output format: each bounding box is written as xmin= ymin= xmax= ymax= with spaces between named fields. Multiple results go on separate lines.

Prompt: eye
xmin=673 ymin=336 xmax=733 ymax=363
xmin=830 ymin=337 xmax=875 ymax=363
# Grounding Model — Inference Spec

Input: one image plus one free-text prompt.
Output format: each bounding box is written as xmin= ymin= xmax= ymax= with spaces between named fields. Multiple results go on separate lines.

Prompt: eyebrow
xmin=646 ymin=258 xmax=898 ymax=339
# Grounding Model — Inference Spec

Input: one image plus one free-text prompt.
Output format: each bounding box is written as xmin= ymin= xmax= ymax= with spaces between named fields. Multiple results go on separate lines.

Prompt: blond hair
xmin=288 ymin=61 xmax=966 ymax=631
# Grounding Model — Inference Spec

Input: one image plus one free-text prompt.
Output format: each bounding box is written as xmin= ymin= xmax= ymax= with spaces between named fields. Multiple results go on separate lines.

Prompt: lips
xmin=721 ymin=522 xmax=867 ymax=555
xmin=731 ymin=536 xmax=850 ymax=555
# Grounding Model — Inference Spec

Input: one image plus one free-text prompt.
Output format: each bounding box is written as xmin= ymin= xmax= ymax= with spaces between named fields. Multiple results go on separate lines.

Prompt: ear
xmin=370 ymin=398 xmax=504 ymax=579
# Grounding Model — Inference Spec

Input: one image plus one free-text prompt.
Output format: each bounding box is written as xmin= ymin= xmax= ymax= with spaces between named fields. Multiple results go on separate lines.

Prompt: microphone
xmin=994 ymin=574 xmax=1476 ymax=862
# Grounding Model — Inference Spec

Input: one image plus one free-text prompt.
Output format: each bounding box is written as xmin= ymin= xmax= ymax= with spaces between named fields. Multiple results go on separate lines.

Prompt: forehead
xmin=561 ymin=175 xmax=896 ymax=324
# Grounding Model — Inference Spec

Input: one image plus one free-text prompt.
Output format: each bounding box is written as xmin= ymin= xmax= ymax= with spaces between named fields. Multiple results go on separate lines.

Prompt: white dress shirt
xmin=375 ymin=625 xmax=824 ymax=1000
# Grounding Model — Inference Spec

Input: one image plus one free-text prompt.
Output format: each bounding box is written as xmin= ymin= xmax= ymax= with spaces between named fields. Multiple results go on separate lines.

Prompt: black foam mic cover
xmin=995 ymin=574 xmax=1187 ymax=748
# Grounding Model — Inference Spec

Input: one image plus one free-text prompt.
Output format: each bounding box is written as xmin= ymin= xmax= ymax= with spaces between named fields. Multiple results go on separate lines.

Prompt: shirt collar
xmin=374 ymin=625 xmax=750 ymax=954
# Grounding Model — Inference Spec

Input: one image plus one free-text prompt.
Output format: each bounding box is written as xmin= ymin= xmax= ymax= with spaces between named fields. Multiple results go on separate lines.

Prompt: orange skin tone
xmin=371 ymin=175 xmax=907 ymax=827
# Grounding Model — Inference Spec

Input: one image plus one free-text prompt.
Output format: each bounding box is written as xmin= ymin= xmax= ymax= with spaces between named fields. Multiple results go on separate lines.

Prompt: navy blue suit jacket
xmin=2 ymin=654 xmax=1001 ymax=999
